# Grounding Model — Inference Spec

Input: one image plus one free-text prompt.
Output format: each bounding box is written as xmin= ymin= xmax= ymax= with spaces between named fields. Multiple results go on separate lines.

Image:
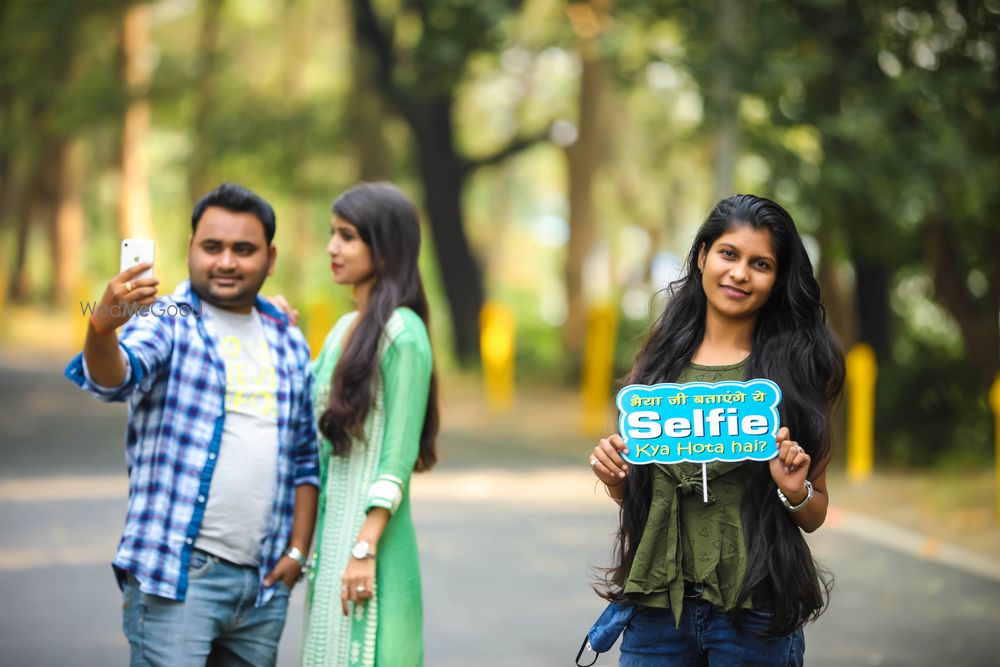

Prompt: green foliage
xmin=0 ymin=0 xmax=127 ymax=155
xmin=395 ymin=0 xmax=524 ymax=97
xmin=876 ymin=341 xmax=991 ymax=468
xmin=614 ymin=311 xmax=654 ymax=384
xmin=2 ymin=0 xmax=997 ymax=467
xmin=513 ymin=316 xmax=566 ymax=383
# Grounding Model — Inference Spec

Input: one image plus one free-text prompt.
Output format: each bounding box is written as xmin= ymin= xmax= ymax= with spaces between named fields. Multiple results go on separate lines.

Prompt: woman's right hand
xmin=266 ymin=294 xmax=299 ymax=325
xmin=590 ymin=434 xmax=629 ymax=487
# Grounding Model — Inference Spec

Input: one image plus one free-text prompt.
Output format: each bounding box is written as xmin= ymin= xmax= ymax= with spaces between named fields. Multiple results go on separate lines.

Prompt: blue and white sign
xmin=616 ymin=379 xmax=782 ymax=465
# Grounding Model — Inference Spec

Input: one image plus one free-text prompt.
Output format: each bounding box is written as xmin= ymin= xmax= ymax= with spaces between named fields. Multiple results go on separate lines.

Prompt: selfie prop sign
xmin=616 ymin=379 xmax=782 ymax=466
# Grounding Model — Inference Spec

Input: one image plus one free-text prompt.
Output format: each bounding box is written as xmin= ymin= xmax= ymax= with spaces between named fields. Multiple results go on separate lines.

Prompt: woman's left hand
xmin=768 ymin=426 xmax=811 ymax=499
xmin=341 ymin=556 xmax=376 ymax=616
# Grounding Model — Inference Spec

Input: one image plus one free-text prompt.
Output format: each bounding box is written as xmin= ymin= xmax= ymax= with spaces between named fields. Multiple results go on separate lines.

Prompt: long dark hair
xmin=603 ymin=194 xmax=845 ymax=636
xmin=317 ymin=182 xmax=439 ymax=472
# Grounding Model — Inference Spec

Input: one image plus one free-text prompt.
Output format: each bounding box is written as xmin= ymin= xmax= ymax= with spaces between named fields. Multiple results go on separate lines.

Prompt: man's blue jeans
xmin=619 ymin=599 xmax=805 ymax=666
xmin=122 ymin=550 xmax=290 ymax=667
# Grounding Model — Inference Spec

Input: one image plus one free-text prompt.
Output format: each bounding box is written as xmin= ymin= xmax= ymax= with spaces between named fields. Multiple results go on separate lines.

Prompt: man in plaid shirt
xmin=65 ymin=183 xmax=320 ymax=666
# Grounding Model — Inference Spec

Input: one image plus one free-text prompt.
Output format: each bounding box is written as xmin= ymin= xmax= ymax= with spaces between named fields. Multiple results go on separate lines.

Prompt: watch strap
xmin=284 ymin=546 xmax=309 ymax=571
xmin=776 ymin=479 xmax=813 ymax=512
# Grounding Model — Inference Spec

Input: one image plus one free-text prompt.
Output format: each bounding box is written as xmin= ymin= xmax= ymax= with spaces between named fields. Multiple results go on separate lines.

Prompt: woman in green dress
xmin=301 ymin=182 xmax=438 ymax=667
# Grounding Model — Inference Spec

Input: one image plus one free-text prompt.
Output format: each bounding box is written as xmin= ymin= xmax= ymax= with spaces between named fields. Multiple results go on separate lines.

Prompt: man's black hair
xmin=191 ymin=183 xmax=276 ymax=244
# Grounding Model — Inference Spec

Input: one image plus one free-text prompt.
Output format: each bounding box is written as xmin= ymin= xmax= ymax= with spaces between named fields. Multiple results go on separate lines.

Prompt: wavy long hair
xmin=602 ymin=194 xmax=844 ymax=636
xmin=317 ymin=182 xmax=438 ymax=472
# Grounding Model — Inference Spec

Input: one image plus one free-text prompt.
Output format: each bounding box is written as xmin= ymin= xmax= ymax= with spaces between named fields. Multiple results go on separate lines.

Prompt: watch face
xmin=352 ymin=541 xmax=370 ymax=559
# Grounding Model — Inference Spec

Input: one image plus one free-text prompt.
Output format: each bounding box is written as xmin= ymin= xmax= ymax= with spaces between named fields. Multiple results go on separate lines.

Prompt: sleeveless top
xmin=623 ymin=360 xmax=755 ymax=627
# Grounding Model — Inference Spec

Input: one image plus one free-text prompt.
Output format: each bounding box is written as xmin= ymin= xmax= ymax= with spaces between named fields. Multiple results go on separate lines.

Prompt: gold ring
xmin=124 ymin=281 xmax=133 ymax=293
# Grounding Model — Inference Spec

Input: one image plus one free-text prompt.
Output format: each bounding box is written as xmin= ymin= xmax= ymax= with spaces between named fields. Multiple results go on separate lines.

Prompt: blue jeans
xmin=619 ymin=600 xmax=805 ymax=666
xmin=122 ymin=550 xmax=290 ymax=667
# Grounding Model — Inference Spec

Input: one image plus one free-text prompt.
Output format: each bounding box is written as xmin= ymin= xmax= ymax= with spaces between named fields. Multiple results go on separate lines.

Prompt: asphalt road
xmin=1 ymin=358 xmax=998 ymax=666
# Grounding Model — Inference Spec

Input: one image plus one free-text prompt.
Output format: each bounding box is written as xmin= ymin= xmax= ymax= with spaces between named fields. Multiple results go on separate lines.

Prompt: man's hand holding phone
xmin=89 ymin=263 xmax=160 ymax=335
xmin=83 ymin=241 xmax=159 ymax=389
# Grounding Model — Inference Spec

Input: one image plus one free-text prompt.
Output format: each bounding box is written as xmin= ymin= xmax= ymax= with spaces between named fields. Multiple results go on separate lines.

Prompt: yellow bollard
xmin=990 ymin=374 xmax=1000 ymax=523
xmin=581 ymin=303 xmax=619 ymax=436
xmin=305 ymin=298 xmax=336 ymax=360
xmin=0 ymin=259 xmax=7 ymax=340
xmin=480 ymin=301 xmax=515 ymax=411
xmin=74 ymin=279 xmax=93 ymax=349
xmin=846 ymin=343 xmax=877 ymax=482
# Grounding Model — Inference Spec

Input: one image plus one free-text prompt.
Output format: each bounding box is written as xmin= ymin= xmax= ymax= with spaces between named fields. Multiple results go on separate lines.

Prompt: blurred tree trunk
xmin=119 ymin=3 xmax=152 ymax=239
xmin=0 ymin=108 xmax=13 ymax=259
xmin=278 ymin=0 xmax=316 ymax=311
xmin=352 ymin=0 xmax=544 ymax=365
xmin=0 ymin=23 xmax=12 ymax=238
xmin=14 ymin=136 xmax=75 ymax=305
xmin=815 ymin=216 xmax=855 ymax=348
xmin=710 ymin=0 xmax=741 ymax=201
xmin=613 ymin=160 xmax=670 ymax=290
xmin=279 ymin=0 xmax=307 ymax=100
xmin=0 ymin=0 xmax=12 ymax=232
xmin=926 ymin=221 xmax=1000 ymax=386
xmin=408 ymin=98 xmax=484 ymax=362
xmin=5 ymin=11 xmax=31 ymax=301
xmin=352 ymin=0 xmax=483 ymax=362
xmin=7 ymin=0 xmax=78 ymax=303
xmin=51 ymin=141 xmax=84 ymax=304
xmin=851 ymin=258 xmax=890 ymax=357
xmin=0 ymin=143 xmax=10 ymax=237
xmin=9 ymin=174 xmax=39 ymax=302
xmin=798 ymin=0 xmax=890 ymax=358
xmin=350 ymin=41 xmax=392 ymax=181
xmin=188 ymin=0 xmax=225 ymax=203
xmin=563 ymin=29 xmax=605 ymax=359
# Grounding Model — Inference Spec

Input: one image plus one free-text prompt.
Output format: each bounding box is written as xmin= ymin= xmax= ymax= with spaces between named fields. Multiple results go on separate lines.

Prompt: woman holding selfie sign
xmin=583 ymin=194 xmax=845 ymax=666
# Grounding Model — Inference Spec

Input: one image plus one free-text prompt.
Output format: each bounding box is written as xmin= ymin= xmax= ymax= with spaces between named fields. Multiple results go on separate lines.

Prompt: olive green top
xmin=623 ymin=360 xmax=753 ymax=627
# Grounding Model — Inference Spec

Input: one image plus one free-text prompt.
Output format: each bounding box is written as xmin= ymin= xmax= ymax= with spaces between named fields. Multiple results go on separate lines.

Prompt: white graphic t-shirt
xmin=195 ymin=302 xmax=280 ymax=566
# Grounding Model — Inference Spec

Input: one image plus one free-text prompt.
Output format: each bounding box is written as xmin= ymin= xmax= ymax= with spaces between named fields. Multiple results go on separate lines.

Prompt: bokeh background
xmin=2 ymin=0 xmax=998 ymax=465
xmin=1 ymin=0 xmax=999 ymax=665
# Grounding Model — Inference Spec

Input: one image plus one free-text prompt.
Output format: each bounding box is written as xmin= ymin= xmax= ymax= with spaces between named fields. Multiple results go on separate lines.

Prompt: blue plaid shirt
xmin=65 ymin=281 xmax=320 ymax=605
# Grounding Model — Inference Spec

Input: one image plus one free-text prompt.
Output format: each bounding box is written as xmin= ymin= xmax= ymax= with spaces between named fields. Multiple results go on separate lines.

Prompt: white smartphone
xmin=120 ymin=239 xmax=155 ymax=279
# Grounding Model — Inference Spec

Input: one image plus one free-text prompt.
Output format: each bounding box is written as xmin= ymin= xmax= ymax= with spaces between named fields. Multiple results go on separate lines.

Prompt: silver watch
xmin=351 ymin=540 xmax=375 ymax=560
xmin=284 ymin=546 xmax=310 ymax=573
xmin=776 ymin=480 xmax=813 ymax=513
